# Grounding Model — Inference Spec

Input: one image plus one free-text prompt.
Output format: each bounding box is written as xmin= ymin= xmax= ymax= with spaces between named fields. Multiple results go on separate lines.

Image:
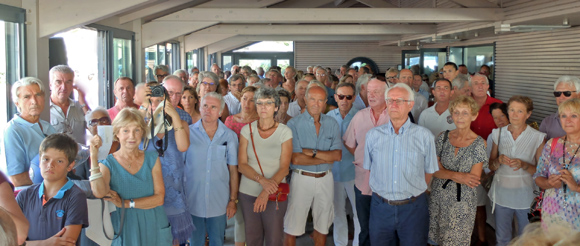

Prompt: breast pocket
xmin=318 ymin=137 xmax=334 ymax=150
xmin=403 ymin=151 xmax=422 ymax=171
xmin=213 ymin=145 xmax=227 ymax=160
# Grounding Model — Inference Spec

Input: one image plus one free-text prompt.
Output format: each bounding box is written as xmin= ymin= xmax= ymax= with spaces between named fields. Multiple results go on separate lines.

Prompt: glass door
xmin=421 ymin=49 xmax=447 ymax=82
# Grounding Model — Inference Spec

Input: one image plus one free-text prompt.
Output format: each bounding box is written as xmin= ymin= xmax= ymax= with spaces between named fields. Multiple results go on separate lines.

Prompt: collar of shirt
xmin=387 ymin=117 xmax=412 ymax=135
xmin=13 ymin=114 xmax=48 ymax=133
xmin=38 ymin=178 xmax=74 ymax=199
xmin=329 ymin=107 xmax=357 ymax=119
xmin=369 ymin=106 xmax=389 ymax=125
xmin=194 ymin=119 xmax=227 ymax=141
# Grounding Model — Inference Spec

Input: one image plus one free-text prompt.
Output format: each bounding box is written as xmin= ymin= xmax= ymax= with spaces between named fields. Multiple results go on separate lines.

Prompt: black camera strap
xmin=148 ymin=98 xmax=169 ymax=157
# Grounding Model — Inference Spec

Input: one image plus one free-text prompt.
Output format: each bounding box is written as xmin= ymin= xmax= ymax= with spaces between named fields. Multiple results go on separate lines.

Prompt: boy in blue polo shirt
xmin=16 ymin=133 xmax=88 ymax=245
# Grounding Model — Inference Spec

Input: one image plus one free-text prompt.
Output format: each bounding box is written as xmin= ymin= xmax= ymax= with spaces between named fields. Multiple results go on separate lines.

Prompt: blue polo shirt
xmin=16 ymin=179 xmax=89 ymax=244
xmin=3 ymin=114 xmax=56 ymax=176
xmin=287 ymin=111 xmax=342 ymax=172
xmin=327 ymin=107 xmax=358 ymax=182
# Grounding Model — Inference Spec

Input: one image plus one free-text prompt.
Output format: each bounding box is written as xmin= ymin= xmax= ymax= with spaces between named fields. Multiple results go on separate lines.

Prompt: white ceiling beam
xmin=269 ymin=0 xmax=336 ymax=8
xmin=38 ymin=0 xmax=153 ymax=37
xmin=449 ymin=0 xmax=498 ymax=8
xmin=141 ymin=21 xmax=218 ymax=47
xmin=184 ymin=34 xmax=236 ymax=52
xmin=155 ymin=8 xmax=503 ymax=23
xmin=336 ymin=0 xmax=358 ymax=7
xmin=119 ymin=0 xmax=208 ymax=24
xmin=357 ymin=0 xmax=396 ymax=8
xmin=196 ymin=0 xmax=284 ymax=8
xmin=190 ymin=24 xmax=435 ymax=35
xmin=207 ymin=37 xmax=253 ymax=54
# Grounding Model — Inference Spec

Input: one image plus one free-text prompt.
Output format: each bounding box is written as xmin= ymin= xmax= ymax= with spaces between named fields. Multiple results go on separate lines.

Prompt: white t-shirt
xmin=239 ymin=121 xmax=293 ymax=197
xmin=411 ymin=91 xmax=428 ymax=122
xmin=417 ymin=103 xmax=456 ymax=137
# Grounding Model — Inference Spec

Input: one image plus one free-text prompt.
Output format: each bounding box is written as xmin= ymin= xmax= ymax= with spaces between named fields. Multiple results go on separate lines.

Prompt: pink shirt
xmin=343 ymin=107 xmax=389 ymax=195
xmin=108 ymin=104 xmax=139 ymax=121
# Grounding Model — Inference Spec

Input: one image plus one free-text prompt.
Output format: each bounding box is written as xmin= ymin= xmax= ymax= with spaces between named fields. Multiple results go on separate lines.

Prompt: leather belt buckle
xmin=294 ymin=169 xmax=328 ymax=178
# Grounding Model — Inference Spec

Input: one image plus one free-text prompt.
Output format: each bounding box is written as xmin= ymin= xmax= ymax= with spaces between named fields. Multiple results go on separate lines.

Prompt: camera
xmin=149 ymin=85 xmax=165 ymax=97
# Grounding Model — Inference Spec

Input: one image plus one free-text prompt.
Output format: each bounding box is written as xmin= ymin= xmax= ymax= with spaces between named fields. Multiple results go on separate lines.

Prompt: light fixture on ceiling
xmin=474 ymin=32 xmax=479 ymax=37
xmin=495 ymin=23 xmax=571 ymax=33
xmin=564 ymin=18 xmax=569 ymax=25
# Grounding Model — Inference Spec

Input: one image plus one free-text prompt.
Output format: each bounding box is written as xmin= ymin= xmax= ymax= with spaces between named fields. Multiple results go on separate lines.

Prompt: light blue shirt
xmin=363 ymin=118 xmax=438 ymax=200
xmin=418 ymin=88 xmax=430 ymax=101
xmin=3 ymin=114 xmax=57 ymax=176
xmin=352 ymin=94 xmax=367 ymax=111
xmin=327 ymin=107 xmax=358 ymax=182
xmin=287 ymin=112 xmax=341 ymax=172
xmin=184 ymin=120 xmax=238 ymax=218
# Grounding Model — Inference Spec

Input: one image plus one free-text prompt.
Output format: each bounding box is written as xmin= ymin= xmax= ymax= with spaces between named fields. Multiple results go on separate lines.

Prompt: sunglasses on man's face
xmin=336 ymin=94 xmax=353 ymax=100
xmin=89 ymin=116 xmax=111 ymax=126
xmin=554 ymin=91 xmax=576 ymax=97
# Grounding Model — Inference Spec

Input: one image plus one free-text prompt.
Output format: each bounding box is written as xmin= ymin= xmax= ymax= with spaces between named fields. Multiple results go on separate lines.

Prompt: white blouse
xmin=488 ymin=125 xmax=546 ymax=210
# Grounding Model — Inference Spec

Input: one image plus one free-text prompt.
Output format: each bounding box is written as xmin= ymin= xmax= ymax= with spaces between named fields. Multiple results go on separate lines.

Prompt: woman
xmin=428 ymin=96 xmax=487 ymax=246
xmin=275 ymin=89 xmax=292 ymax=124
xmin=283 ymin=66 xmax=297 ymax=100
xmin=535 ymin=98 xmax=580 ymax=232
xmin=141 ymin=92 xmax=193 ymax=246
xmin=339 ymin=74 xmax=354 ymax=85
xmin=218 ymin=79 xmax=229 ymax=97
xmin=198 ymin=71 xmax=229 ymax=121
xmin=238 ymin=87 xmax=292 ymax=246
xmin=0 ymin=171 xmax=28 ymax=245
xmin=224 ymin=86 xmax=258 ymax=246
xmin=89 ymin=108 xmax=172 ymax=246
xmin=180 ymin=85 xmax=201 ymax=123
xmin=489 ymin=96 xmax=546 ymax=246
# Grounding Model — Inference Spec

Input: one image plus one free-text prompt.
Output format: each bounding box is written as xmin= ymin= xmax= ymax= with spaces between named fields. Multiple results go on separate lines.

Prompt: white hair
xmin=385 ymin=83 xmax=415 ymax=103
xmin=356 ymin=74 xmax=372 ymax=94
xmin=554 ymin=75 xmax=580 ymax=91
xmin=11 ymin=77 xmax=45 ymax=104
xmin=202 ymin=92 xmax=225 ymax=112
xmin=49 ymin=65 xmax=74 ymax=84
xmin=85 ymin=106 xmax=110 ymax=126
xmin=452 ymin=74 xmax=470 ymax=90
xmin=471 ymin=73 xmax=489 ymax=85
xmin=306 ymin=80 xmax=328 ymax=98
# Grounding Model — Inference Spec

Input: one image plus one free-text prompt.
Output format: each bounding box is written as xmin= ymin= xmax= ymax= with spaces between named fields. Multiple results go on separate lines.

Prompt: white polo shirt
xmin=417 ymin=103 xmax=456 ymax=137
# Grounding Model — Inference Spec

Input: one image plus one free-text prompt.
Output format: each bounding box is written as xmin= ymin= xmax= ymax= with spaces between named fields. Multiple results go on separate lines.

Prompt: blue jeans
xmin=494 ymin=204 xmax=529 ymax=246
xmin=190 ymin=214 xmax=227 ymax=246
xmin=369 ymin=192 xmax=429 ymax=246
xmin=354 ymin=186 xmax=371 ymax=246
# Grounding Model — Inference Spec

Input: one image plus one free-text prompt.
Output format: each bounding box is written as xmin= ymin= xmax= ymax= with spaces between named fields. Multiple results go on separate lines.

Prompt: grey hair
xmin=162 ymin=75 xmax=185 ymax=91
xmin=386 ymin=67 xmax=399 ymax=77
xmin=336 ymin=82 xmax=356 ymax=94
xmin=173 ymin=69 xmax=187 ymax=76
xmin=135 ymin=82 xmax=146 ymax=90
xmin=255 ymin=87 xmax=281 ymax=110
xmin=253 ymin=82 xmax=265 ymax=89
xmin=260 ymin=78 xmax=271 ymax=84
xmin=248 ymin=75 xmax=260 ymax=82
xmin=385 ymin=83 xmax=415 ymax=103
xmin=452 ymin=74 xmax=470 ymax=90
xmin=241 ymin=66 xmax=252 ymax=75
xmin=202 ymin=92 xmax=226 ymax=112
xmin=228 ymin=74 xmax=245 ymax=84
xmin=306 ymin=80 xmax=328 ymax=98
xmin=471 ymin=73 xmax=489 ymax=85
xmin=11 ymin=77 xmax=45 ymax=104
xmin=154 ymin=65 xmax=169 ymax=75
xmin=356 ymin=74 xmax=372 ymax=94
xmin=306 ymin=66 xmax=313 ymax=70
xmin=276 ymin=87 xmax=292 ymax=102
xmin=84 ymin=106 xmax=110 ymax=126
xmin=49 ymin=65 xmax=74 ymax=82
xmin=198 ymin=71 xmax=219 ymax=85
xmin=554 ymin=75 xmax=580 ymax=91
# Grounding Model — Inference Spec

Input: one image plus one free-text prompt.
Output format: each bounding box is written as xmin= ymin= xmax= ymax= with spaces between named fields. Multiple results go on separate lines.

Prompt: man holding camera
xmin=163 ymin=75 xmax=193 ymax=125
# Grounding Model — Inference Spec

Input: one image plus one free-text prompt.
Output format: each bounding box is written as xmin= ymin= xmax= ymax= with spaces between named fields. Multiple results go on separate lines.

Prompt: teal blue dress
xmin=102 ymin=151 xmax=173 ymax=246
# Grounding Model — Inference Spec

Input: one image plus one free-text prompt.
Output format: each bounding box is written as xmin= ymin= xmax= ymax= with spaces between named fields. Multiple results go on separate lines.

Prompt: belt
xmin=374 ymin=192 xmax=425 ymax=206
xmin=293 ymin=169 xmax=329 ymax=178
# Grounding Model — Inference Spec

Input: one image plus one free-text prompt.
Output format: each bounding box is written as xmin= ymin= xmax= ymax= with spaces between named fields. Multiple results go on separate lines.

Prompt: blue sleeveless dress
xmin=102 ymin=151 xmax=173 ymax=246
xmin=141 ymin=129 xmax=195 ymax=244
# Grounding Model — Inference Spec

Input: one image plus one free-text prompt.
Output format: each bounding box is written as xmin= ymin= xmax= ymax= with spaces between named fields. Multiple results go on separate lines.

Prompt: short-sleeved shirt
xmin=50 ymin=98 xmax=86 ymax=143
xmin=418 ymin=103 xmax=456 ymax=137
xmin=107 ymin=104 xmax=139 ymax=121
xmin=470 ymin=96 xmax=502 ymax=140
xmin=539 ymin=112 xmax=566 ymax=140
xmin=343 ymin=107 xmax=390 ymax=195
xmin=363 ymin=118 xmax=439 ymax=200
xmin=352 ymin=94 xmax=367 ymax=111
xmin=287 ymin=100 xmax=303 ymax=118
xmin=411 ymin=91 xmax=428 ymax=121
xmin=326 ymin=85 xmax=338 ymax=108
xmin=327 ymin=107 xmax=358 ymax=182
xmin=0 ymin=171 xmax=13 ymax=190
xmin=287 ymin=112 xmax=341 ymax=172
xmin=184 ymin=120 xmax=238 ymax=218
xmin=223 ymin=92 xmax=241 ymax=116
xmin=239 ymin=122 xmax=293 ymax=197
xmin=417 ymin=88 xmax=430 ymax=101
xmin=176 ymin=107 xmax=193 ymax=125
xmin=16 ymin=180 xmax=88 ymax=244
xmin=3 ymin=114 xmax=57 ymax=176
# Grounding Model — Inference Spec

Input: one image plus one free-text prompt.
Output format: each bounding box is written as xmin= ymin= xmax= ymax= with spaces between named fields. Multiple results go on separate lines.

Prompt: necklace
xmin=258 ymin=120 xmax=277 ymax=131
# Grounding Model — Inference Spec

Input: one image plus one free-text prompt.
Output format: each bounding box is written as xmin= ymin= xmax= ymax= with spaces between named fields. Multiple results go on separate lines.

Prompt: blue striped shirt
xmin=363 ymin=118 xmax=438 ymax=200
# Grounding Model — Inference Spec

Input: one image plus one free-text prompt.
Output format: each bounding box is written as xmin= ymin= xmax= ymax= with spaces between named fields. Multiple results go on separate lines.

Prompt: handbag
xmin=249 ymin=123 xmax=289 ymax=209
xmin=85 ymin=198 xmax=126 ymax=245
xmin=529 ymin=137 xmax=559 ymax=222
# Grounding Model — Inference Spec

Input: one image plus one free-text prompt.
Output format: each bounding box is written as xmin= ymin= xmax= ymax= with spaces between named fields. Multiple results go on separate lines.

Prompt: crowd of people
xmin=1 ymin=61 xmax=580 ymax=246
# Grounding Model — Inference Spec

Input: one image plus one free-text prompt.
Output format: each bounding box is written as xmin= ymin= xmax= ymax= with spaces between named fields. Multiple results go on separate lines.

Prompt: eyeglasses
xmin=386 ymin=76 xmax=397 ymax=80
xmin=89 ymin=116 xmax=111 ymax=126
xmin=386 ymin=98 xmax=412 ymax=105
xmin=201 ymin=81 xmax=215 ymax=86
xmin=336 ymin=94 xmax=353 ymax=100
xmin=554 ymin=91 xmax=576 ymax=97
xmin=168 ymin=91 xmax=182 ymax=97
xmin=256 ymin=101 xmax=275 ymax=107
xmin=316 ymin=73 xmax=326 ymax=77
xmin=156 ymin=74 xmax=168 ymax=79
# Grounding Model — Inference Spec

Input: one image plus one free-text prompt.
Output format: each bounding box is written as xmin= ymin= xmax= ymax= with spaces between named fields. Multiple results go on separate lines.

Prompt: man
xmin=352 ymin=74 xmax=372 ymax=110
xmin=470 ymin=73 xmax=502 ymax=140
xmin=339 ymin=65 xmax=348 ymax=78
xmin=458 ymin=64 xmax=468 ymax=75
xmin=174 ymin=69 xmax=189 ymax=83
xmin=306 ymin=66 xmax=314 ymax=74
xmin=413 ymin=74 xmax=430 ymax=100
xmin=190 ymin=67 xmax=200 ymax=74
xmin=108 ymin=77 xmax=138 ymax=120
xmin=418 ymin=78 xmax=456 ymax=136
xmin=398 ymin=69 xmax=427 ymax=122
xmin=185 ymin=92 xmax=239 ymax=246
xmin=364 ymin=83 xmax=438 ymax=245
xmin=344 ymin=78 xmax=390 ymax=246
xmin=189 ymin=71 xmax=200 ymax=88
xmin=442 ymin=62 xmax=459 ymax=82
xmin=48 ymin=65 xmax=89 ymax=143
xmin=247 ymin=75 xmax=260 ymax=86
xmin=266 ymin=69 xmax=283 ymax=88
xmin=211 ymin=63 xmax=222 ymax=75
xmin=326 ymin=83 xmax=360 ymax=246
xmin=134 ymin=82 xmax=147 ymax=107
xmin=223 ymin=74 xmax=244 ymax=115
xmin=154 ymin=65 xmax=170 ymax=83
xmin=452 ymin=75 xmax=472 ymax=98
xmin=479 ymin=65 xmax=495 ymax=96
xmin=315 ymin=68 xmax=338 ymax=108
xmin=385 ymin=68 xmax=399 ymax=84
xmin=303 ymin=73 xmax=316 ymax=82
xmin=540 ymin=75 xmax=580 ymax=139
xmin=348 ymin=68 xmax=359 ymax=84
xmin=284 ymin=85 xmax=342 ymax=246
xmin=241 ymin=65 xmax=252 ymax=79
xmin=231 ymin=64 xmax=240 ymax=75
xmin=4 ymin=77 xmax=57 ymax=187
xmin=287 ymin=79 xmax=309 ymax=117
xmin=358 ymin=66 xmax=370 ymax=77
xmin=162 ymin=75 xmax=193 ymax=125
xmin=257 ymin=67 xmax=265 ymax=78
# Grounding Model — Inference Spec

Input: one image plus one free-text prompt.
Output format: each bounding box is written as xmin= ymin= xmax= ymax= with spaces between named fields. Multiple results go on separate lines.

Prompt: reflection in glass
xmin=113 ymin=38 xmax=132 ymax=79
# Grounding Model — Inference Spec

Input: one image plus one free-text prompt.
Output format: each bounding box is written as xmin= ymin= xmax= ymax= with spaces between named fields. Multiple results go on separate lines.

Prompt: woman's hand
xmin=498 ymin=154 xmax=511 ymax=166
xmin=259 ymin=178 xmax=279 ymax=194
xmin=456 ymin=173 xmax=481 ymax=188
xmin=508 ymin=158 xmax=524 ymax=171
xmin=560 ymin=170 xmax=579 ymax=191
xmin=89 ymin=135 xmax=102 ymax=157
xmin=253 ymin=191 xmax=269 ymax=213
xmin=104 ymin=190 xmax=123 ymax=208
xmin=547 ymin=174 xmax=563 ymax=189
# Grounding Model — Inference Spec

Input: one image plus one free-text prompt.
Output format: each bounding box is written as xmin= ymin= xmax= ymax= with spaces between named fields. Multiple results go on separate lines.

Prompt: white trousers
xmin=333 ymin=180 xmax=360 ymax=246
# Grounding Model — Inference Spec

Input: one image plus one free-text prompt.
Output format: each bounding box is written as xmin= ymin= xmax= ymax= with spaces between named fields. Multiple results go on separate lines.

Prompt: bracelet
xmin=174 ymin=126 xmax=184 ymax=132
xmin=89 ymin=173 xmax=103 ymax=181
xmin=80 ymin=104 xmax=87 ymax=108
xmin=255 ymin=174 xmax=261 ymax=182
xmin=90 ymin=166 xmax=100 ymax=172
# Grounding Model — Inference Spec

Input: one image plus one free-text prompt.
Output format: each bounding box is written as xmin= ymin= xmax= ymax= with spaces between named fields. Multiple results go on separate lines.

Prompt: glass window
xmin=277 ymin=59 xmax=290 ymax=71
xmin=223 ymin=56 xmax=232 ymax=72
xmin=113 ymin=38 xmax=133 ymax=79
xmin=464 ymin=46 xmax=494 ymax=75
xmin=448 ymin=47 xmax=463 ymax=65
xmin=234 ymin=41 xmax=293 ymax=53
xmin=423 ymin=51 xmax=446 ymax=78
xmin=145 ymin=45 xmax=157 ymax=82
xmin=239 ymin=59 xmax=271 ymax=70
xmin=404 ymin=53 xmax=420 ymax=69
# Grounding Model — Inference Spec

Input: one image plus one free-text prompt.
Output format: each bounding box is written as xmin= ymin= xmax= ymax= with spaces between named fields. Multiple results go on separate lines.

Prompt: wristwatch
xmin=130 ymin=199 xmax=135 ymax=208
xmin=230 ymin=198 xmax=238 ymax=204
xmin=312 ymin=149 xmax=318 ymax=158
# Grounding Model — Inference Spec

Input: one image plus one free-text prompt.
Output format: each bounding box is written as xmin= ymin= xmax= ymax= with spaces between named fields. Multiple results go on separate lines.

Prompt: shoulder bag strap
xmin=439 ymin=130 xmax=450 ymax=157
xmin=249 ymin=122 xmax=265 ymax=176
xmin=496 ymin=127 xmax=501 ymax=159
xmin=102 ymin=198 xmax=125 ymax=240
xmin=551 ymin=137 xmax=559 ymax=156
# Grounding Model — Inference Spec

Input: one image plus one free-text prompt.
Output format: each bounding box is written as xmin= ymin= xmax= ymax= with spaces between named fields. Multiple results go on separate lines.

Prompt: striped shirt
xmin=223 ymin=92 xmax=241 ymax=116
xmin=363 ymin=118 xmax=438 ymax=200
